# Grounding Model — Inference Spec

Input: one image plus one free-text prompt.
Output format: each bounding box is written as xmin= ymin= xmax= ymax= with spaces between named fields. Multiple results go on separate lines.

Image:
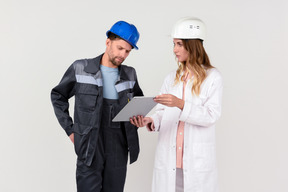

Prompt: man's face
xmin=106 ymin=38 xmax=132 ymax=67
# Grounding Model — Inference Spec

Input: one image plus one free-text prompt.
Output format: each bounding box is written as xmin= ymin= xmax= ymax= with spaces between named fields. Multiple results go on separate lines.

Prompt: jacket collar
xmin=84 ymin=53 xmax=130 ymax=81
xmin=84 ymin=54 xmax=103 ymax=74
xmin=118 ymin=65 xmax=130 ymax=81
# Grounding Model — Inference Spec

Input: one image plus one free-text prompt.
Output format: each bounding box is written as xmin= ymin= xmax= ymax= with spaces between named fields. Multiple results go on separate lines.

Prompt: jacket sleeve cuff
xmin=64 ymin=125 xmax=74 ymax=136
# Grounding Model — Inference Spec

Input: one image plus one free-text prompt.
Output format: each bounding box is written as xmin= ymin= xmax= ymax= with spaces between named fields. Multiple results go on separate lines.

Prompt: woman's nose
xmin=173 ymin=47 xmax=178 ymax=53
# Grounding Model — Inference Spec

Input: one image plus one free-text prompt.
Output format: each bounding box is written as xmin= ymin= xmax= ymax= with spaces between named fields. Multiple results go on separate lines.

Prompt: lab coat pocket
xmin=191 ymin=94 xmax=207 ymax=106
xmin=199 ymin=94 xmax=208 ymax=104
xmin=193 ymin=144 xmax=214 ymax=172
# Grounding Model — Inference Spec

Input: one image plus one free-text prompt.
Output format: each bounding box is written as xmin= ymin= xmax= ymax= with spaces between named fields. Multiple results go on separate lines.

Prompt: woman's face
xmin=173 ymin=39 xmax=189 ymax=63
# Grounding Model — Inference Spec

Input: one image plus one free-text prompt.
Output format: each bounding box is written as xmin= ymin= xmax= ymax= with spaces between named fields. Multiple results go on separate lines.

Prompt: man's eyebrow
xmin=117 ymin=45 xmax=131 ymax=52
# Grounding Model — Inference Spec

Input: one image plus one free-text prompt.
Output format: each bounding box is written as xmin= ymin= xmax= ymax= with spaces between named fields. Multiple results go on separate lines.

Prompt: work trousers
xmin=76 ymin=99 xmax=128 ymax=192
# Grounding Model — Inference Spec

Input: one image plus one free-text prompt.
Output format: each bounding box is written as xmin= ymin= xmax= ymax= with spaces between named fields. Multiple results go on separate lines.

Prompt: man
xmin=51 ymin=20 xmax=143 ymax=192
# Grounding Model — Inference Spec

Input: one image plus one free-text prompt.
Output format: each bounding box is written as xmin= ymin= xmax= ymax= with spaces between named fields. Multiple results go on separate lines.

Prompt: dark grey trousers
xmin=76 ymin=99 xmax=128 ymax=192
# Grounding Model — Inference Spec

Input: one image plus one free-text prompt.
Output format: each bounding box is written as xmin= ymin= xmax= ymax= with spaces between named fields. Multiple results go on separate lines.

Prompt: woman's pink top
xmin=176 ymin=73 xmax=189 ymax=169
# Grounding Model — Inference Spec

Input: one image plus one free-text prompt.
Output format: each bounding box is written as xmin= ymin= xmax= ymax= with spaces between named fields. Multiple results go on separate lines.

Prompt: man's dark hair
xmin=107 ymin=32 xmax=122 ymax=41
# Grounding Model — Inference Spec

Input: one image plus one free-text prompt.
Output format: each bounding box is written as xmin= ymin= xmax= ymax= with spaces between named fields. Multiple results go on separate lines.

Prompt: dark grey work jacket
xmin=51 ymin=54 xmax=144 ymax=166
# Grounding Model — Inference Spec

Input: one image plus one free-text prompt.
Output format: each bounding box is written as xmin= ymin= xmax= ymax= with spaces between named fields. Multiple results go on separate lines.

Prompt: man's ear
xmin=106 ymin=38 xmax=111 ymax=47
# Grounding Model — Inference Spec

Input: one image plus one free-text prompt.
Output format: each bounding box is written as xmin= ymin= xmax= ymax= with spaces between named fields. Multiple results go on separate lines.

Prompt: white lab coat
xmin=151 ymin=68 xmax=223 ymax=192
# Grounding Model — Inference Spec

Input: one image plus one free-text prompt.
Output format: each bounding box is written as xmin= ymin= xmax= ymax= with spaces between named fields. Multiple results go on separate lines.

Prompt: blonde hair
xmin=175 ymin=39 xmax=214 ymax=95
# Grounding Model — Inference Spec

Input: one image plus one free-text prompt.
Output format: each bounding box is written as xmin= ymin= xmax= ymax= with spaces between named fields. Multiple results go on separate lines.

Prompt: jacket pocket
xmin=109 ymin=103 xmax=121 ymax=129
xmin=76 ymin=84 xmax=99 ymax=112
xmin=193 ymin=144 xmax=214 ymax=172
xmin=127 ymin=92 xmax=134 ymax=101
xmin=73 ymin=123 xmax=94 ymax=160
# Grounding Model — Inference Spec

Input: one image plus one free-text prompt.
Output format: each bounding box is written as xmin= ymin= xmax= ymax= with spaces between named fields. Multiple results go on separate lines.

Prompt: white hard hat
xmin=171 ymin=17 xmax=206 ymax=41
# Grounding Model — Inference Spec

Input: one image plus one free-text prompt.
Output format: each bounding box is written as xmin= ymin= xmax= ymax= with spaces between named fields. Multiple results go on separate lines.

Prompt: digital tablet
xmin=112 ymin=96 xmax=157 ymax=122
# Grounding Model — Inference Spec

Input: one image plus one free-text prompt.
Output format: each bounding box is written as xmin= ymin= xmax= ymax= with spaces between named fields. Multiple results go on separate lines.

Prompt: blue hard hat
xmin=106 ymin=21 xmax=140 ymax=49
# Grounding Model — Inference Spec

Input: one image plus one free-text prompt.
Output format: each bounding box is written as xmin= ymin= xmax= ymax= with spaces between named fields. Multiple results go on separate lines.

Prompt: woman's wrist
xmin=178 ymin=98 xmax=185 ymax=110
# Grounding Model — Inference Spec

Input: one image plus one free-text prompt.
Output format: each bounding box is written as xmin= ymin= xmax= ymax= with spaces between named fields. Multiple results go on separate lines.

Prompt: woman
xmin=131 ymin=17 xmax=223 ymax=192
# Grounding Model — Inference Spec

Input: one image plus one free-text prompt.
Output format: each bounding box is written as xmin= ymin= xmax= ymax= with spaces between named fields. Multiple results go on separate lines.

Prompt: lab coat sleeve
xmin=150 ymin=72 xmax=173 ymax=131
xmin=179 ymin=74 xmax=223 ymax=127
xmin=151 ymin=104 xmax=165 ymax=131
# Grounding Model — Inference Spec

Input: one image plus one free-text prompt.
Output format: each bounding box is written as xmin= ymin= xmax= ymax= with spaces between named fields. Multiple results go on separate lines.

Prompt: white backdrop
xmin=1 ymin=0 xmax=288 ymax=191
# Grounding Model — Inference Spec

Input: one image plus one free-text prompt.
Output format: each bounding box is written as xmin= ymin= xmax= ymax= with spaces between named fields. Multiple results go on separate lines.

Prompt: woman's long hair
xmin=174 ymin=39 xmax=214 ymax=96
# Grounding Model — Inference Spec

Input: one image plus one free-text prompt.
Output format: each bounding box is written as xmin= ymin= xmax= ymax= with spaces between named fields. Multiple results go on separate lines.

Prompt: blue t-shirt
xmin=100 ymin=65 xmax=119 ymax=99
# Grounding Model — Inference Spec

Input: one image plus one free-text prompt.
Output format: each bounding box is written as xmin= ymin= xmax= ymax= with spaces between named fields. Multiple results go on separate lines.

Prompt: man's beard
xmin=110 ymin=56 xmax=124 ymax=67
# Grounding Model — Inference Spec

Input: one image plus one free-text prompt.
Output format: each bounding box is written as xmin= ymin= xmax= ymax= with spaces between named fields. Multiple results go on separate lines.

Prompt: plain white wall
xmin=1 ymin=0 xmax=288 ymax=191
